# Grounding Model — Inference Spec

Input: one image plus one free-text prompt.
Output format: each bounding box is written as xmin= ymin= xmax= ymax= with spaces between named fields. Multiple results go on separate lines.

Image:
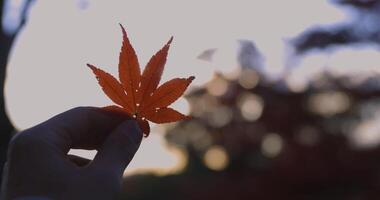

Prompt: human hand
xmin=1 ymin=107 xmax=142 ymax=200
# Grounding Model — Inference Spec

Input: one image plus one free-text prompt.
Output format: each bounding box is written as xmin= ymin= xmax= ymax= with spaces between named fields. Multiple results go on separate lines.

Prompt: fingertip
xmin=122 ymin=120 xmax=143 ymax=145
xmin=91 ymin=119 xmax=143 ymax=173
xmin=102 ymin=119 xmax=142 ymax=155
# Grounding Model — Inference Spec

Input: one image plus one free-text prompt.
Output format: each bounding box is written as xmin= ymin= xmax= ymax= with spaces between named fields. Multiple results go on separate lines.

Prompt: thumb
xmin=91 ymin=120 xmax=142 ymax=175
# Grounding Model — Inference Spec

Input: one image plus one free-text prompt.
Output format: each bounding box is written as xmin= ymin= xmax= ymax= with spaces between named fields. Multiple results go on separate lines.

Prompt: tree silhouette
xmin=0 ymin=0 xmax=33 ymax=185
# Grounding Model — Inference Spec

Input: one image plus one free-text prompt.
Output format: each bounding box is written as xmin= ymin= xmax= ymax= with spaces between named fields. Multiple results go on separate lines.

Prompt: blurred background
xmin=2 ymin=0 xmax=380 ymax=199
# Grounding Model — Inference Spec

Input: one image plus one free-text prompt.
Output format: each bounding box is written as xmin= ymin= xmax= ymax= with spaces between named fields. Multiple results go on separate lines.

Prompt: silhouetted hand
xmin=0 ymin=107 xmax=142 ymax=200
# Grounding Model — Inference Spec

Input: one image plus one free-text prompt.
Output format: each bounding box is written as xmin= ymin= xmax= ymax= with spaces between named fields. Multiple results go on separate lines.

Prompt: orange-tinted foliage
xmin=88 ymin=24 xmax=194 ymax=137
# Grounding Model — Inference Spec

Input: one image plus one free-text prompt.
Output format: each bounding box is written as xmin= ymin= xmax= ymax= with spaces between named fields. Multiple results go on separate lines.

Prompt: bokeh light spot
xmin=203 ymin=145 xmax=229 ymax=171
xmin=206 ymin=75 xmax=229 ymax=96
xmin=238 ymin=93 xmax=264 ymax=121
xmin=307 ymin=91 xmax=350 ymax=116
xmin=261 ymin=133 xmax=283 ymax=158
xmin=351 ymin=119 xmax=380 ymax=149
xmin=238 ymin=69 xmax=259 ymax=89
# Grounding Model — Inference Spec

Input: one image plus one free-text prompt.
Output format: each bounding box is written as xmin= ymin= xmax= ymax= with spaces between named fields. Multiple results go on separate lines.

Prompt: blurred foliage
xmin=119 ymin=1 xmax=380 ymax=199
xmin=334 ymin=0 xmax=380 ymax=8
xmin=294 ymin=0 xmax=380 ymax=54
xmin=120 ymin=68 xmax=380 ymax=200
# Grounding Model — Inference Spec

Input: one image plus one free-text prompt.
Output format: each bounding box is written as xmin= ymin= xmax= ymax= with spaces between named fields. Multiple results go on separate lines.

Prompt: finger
xmin=91 ymin=120 xmax=142 ymax=176
xmin=67 ymin=154 xmax=91 ymax=167
xmin=26 ymin=106 xmax=131 ymax=154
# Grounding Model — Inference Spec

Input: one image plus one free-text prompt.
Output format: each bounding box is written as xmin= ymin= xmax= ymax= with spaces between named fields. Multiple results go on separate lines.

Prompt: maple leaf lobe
xmin=137 ymin=36 xmax=174 ymax=107
xmin=87 ymin=64 xmax=131 ymax=111
xmin=118 ymin=24 xmax=140 ymax=112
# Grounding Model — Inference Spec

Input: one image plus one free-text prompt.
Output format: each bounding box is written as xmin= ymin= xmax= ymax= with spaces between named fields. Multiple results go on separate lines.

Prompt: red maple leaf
xmin=88 ymin=24 xmax=194 ymax=137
